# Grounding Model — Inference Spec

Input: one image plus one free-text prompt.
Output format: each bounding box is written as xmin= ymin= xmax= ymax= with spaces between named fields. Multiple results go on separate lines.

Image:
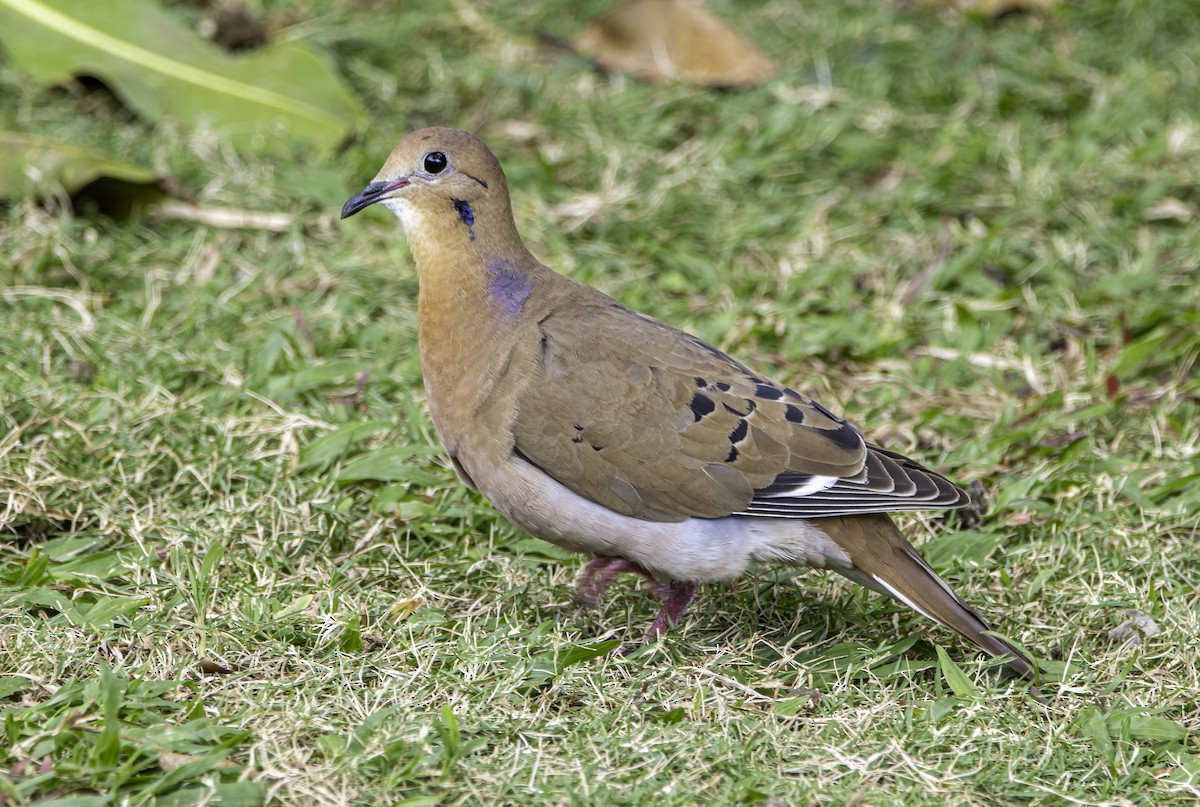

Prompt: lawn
xmin=2 ymin=0 xmax=1199 ymax=804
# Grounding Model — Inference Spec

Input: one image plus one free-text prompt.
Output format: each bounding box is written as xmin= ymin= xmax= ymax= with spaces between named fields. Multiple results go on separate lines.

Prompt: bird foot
xmin=643 ymin=580 xmax=697 ymax=643
xmin=575 ymin=556 xmax=697 ymax=650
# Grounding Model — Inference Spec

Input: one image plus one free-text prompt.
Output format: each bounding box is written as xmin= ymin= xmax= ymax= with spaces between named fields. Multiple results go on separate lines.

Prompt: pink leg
xmin=575 ymin=556 xmax=635 ymax=607
xmin=575 ymin=557 xmax=699 ymax=649
xmin=644 ymin=581 xmax=698 ymax=643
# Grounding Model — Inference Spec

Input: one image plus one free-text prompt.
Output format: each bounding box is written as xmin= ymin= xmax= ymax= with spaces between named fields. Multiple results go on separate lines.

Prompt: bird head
xmin=341 ymin=127 xmax=511 ymax=239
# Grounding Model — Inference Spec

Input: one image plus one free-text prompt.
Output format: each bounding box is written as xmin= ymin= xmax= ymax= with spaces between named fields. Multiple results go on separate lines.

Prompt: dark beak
xmin=340 ymin=177 xmax=409 ymax=219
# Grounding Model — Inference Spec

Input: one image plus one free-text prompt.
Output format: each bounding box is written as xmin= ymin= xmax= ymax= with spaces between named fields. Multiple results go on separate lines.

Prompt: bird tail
xmin=824 ymin=514 xmax=1038 ymax=682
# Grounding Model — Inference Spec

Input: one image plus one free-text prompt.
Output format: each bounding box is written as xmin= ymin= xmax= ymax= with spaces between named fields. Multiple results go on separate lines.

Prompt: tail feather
xmin=822 ymin=514 xmax=1038 ymax=682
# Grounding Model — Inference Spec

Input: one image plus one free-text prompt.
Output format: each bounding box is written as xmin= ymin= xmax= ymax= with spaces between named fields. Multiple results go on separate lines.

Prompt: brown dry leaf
xmin=196 ymin=658 xmax=236 ymax=675
xmin=1107 ymin=609 xmax=1161 ymax=646
xmin=157 ymin=750 xmax=239 ymax=773
xmin=927 ymin=0 xmax=1060 ymax=16
xmin=1143 ymin=197 xmax=1193 ymax=222
xmin=571 ymin=0 xmax=777 ymax=88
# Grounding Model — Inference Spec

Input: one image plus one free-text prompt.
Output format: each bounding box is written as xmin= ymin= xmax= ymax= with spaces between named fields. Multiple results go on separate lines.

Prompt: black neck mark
xmin=452 ymin=199 xmax=476 ymax=242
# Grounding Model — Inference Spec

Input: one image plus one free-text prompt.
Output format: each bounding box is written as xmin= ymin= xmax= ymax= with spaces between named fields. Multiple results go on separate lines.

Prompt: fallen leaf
xmin=0 ymin=0 xmax=364 ymax=155
xmin=0 ymin=131 xmax=182 ymax=216
xmin=571 ymin=0 xmax=777 ymax=87
xmin=156 ymin=749 xmax=238 ymax=773
xmin=1143 ymin=197 xmax=1193 ymax=222
xmin=196 ymin=658 xmax=235 ymax=675
xmin=923 ymin=0 xmax=1060 ymax=16
xmin=1107 ymin=610 xmax=1161 ymax=647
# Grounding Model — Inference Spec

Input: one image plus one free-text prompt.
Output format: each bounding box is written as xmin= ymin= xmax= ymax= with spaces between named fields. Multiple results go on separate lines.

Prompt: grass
xmin=2 ymin=0 xmax=1200 ymax=803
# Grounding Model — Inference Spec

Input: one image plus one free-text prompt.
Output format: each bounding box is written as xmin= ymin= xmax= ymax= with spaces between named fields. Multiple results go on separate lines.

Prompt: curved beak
xmin=341 ymin=177 xmax=410 ymax=219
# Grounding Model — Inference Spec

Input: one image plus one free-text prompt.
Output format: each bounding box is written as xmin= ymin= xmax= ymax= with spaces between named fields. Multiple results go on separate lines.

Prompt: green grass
xmin=3 ymin=0 xmax=1200 ymax=803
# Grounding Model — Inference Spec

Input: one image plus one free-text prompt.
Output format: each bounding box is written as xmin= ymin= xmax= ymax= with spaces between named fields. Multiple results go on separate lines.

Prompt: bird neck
xmin=407 ymin=207 xmax=548 ymax=456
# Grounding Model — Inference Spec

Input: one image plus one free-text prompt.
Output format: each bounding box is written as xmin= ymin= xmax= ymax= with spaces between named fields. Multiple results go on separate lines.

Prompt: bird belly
xmin=461 ymin=452 xmax=851 ymax=582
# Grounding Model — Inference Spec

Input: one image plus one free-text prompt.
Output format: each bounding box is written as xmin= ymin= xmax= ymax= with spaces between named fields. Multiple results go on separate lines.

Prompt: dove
xmin=341 ymin=127 xmax=1038 ymax=682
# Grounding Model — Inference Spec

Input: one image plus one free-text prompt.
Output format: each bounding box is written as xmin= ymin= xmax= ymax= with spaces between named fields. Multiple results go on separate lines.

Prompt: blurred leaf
xmin=262 ymin=359 xmax=364 ymax=401
xmin=0 ymin=131 xmax=174 ymax=215
xmin=338 ymin=613 xmax=364 ymax=652
xmin=928 ymin=697 xmax=963 ymax=723
xmin=298 ymin=420 xmax=393 ymax=471
xmin=1109 ymin=329 xmax=1170 ymax=379
xmin=925 ymin=0 xmax=1059 ymax=16
xmin=1076 ymin=705 xmax=1116 ymax=766
xmin=920 ymin=530 xmax=1004 ymax=571
xmin=337 ymin=448 xmax=445 ymax=484
xmin=654 ymin=707 xmax=687 ymax=724
xmin=1106 ymin=711 xmax=1189 ymax=743
xmin=519 ymin=639 xmax=621 ymax=690
xmin=571 ymin=0 xmax=776 ymax=87
xmin=0 ymin=676 xmax=27 ymax=699
xmin=0 ymin=0 xmax=364 ymax=154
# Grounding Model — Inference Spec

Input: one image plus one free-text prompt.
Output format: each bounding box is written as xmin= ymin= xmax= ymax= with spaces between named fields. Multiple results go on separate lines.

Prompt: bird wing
xmin=510 ymin=292 xmax=967 ymax=523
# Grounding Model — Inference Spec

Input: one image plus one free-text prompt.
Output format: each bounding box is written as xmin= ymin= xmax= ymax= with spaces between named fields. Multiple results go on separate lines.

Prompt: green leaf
xmin=79 ymin=595 xmax=146 ymax=629
xmin=1106 ymin=712 xmax=1189 ymax=743
xmin=936 ymin=646 xmax=982 ymax=698
xmin=0 ymin=131 xmax=170 ymax=213
xmin=298 ymin=420 xmax=393 ymax=471
xmin=920 ymin=530 xmax=1004 ymax=571
xmin=337 ymin=448 xmax=446 ymax=484
xmin=437 ymin=704 xmax=461 ymax=759
xmin=554 ymin=639 xmax=622 ymax=673
xmin=928 ymin=696 xmax=963 ymax=723
xmin=1076 ymin=705 xmax=1116 ymax=766
xmin=338 ymin=613 xmax=364 ymax=652
xmin=654 ymin=707 xmax=687 ymax=724
xmin=0 ymin=676 xmax=27 ymax=699
xmin=36 ymin=797 xmax=113 ymax=807
xmin=262 ymin=360 xmax=367 ymax=401
xmin=0 ymin=0 xmax=364 ymax=154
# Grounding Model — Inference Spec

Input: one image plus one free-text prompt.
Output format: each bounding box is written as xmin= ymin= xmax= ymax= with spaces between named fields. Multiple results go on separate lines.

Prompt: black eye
xmin=423 ymin=151 xmax=448 ymax=174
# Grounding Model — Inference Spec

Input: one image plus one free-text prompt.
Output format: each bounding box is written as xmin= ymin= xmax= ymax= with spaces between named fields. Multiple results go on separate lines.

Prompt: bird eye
xmin=423 ymin=151 xmax=448 ymax=174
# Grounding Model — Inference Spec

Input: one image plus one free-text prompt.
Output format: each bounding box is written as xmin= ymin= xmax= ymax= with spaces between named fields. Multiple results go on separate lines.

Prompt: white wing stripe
xmin=758 ymin=475 xmax=838 ymax=498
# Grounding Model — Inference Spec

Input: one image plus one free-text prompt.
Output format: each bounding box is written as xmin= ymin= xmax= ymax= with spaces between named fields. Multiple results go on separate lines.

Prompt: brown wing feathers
xmin=513 ymin=293 xmax=966 ymax=524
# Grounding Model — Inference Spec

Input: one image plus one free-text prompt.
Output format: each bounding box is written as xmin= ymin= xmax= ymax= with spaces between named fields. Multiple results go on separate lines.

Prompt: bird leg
xmin=575 ymin=556 xmax=698 ymax=647
xmin=575 ymin=555 xmax=664 ymax=607
xmin=575 ymin=556 xmax=637 ymax=607
xmin=644 ymin=580 xmax=697 ymax=643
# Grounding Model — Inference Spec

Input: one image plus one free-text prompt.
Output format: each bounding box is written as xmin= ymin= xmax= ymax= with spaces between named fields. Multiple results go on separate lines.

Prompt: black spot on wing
xmin=729 ymin=420 xmax=748 ymax=444
xmin=755 ymin=383 xmax=784 ymax=400
xmin=689 ymin=392 xmax=716 ymax=421
xmin=825 ymin=421 xmax=865 ymax=451
xmin=784 ymin=404 xmax=805 ymax=424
